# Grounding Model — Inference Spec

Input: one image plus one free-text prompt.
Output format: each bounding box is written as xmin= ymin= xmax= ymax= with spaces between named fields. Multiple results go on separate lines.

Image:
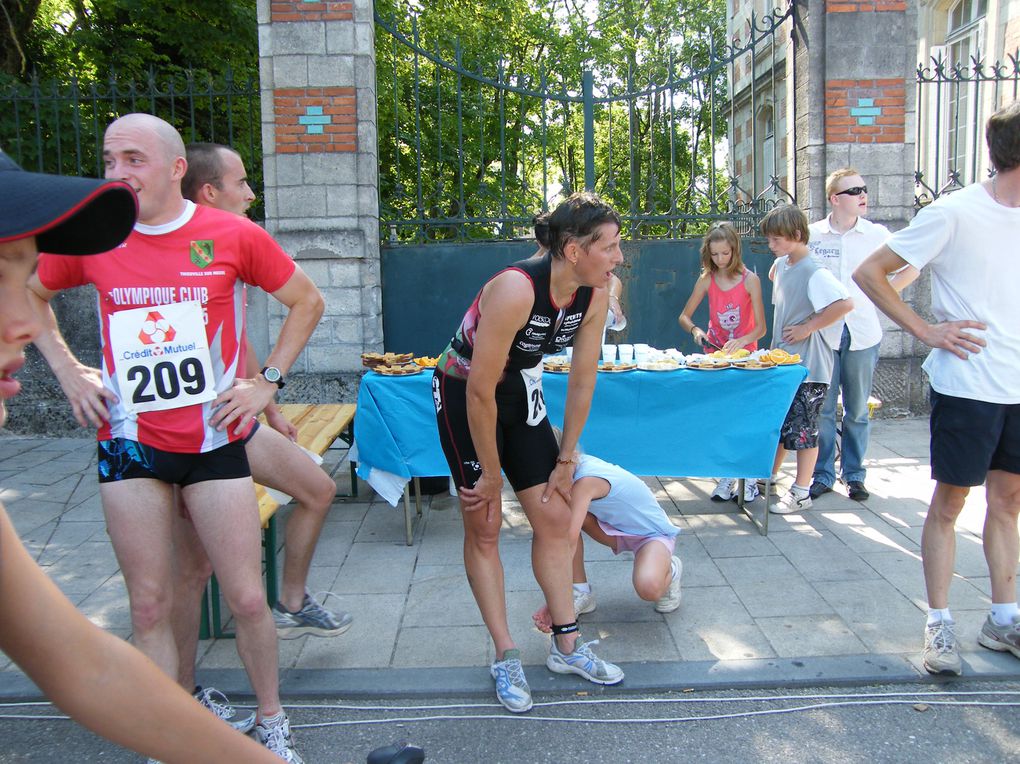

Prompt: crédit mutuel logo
xmin=123 ymin=310 xmax=197 ymax=360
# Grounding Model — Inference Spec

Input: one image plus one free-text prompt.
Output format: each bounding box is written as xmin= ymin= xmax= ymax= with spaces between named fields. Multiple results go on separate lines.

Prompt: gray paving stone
xmin=715 ymin=555 xmax=834 ymax=618
xmin=814 ymin=579 xmax=925 ymax=653
xmin=666 ymin=586 xmax=775 ymax=662
xmin=333 ymin=541 xmax=416 ymax=595
xmin=75 ymin=575 xmax=132 ymax=631
xmin=44 ymin=542 xmax=121 ymax=596
xmin=352 ymin=502 xmax=414 ymax=543
xmin=297 ymin=593 xmax=405 ymax=668
xmin=402 ymin=566 xmax=481 ymax=628
xmin=392 ymin=625 xmax=491 ymax=668
xmin=812 ymin=507 xmax=920 ymax=555
xmin=768 ymin=530 xmax=882 ymax=582
xmin=756 ymin=614 xmax=868 ymax=657
xmin=858 ymin=550 xmax=992 ymax=611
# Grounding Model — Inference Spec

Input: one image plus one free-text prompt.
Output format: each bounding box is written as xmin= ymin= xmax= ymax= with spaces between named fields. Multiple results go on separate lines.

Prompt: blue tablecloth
xmin=354 ymin=364 xmax=807 ymax=501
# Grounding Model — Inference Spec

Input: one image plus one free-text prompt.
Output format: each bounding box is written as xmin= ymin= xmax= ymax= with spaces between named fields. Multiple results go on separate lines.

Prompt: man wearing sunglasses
xmin=807 ymin=170 xmax=914 ymax=503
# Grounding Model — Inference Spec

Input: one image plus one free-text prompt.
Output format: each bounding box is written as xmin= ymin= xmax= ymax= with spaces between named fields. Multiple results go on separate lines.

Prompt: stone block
xmin=258 ymin=23 xmax=273 ymax=56
xmin=274 ymin=22 xmax=326 ymax=55
xmin=273 ymin=55 xmax=308 ymax=88
xmin=277 ymin=186 xmax=327 ymax=218
xmin=357 ymin=186 xmax=378 ymax=217
xmin=325 ymin=21 xmax=355 ymax=53
xmin=256 ymin=0 xmax=270 ymax=24
xmin=328 ymin=261 xmax=362 ymax=287
xmin=332 ymin=317 xmax=364 ymax=344
xmin=318 ymin=287 xmax=363 ymax=316
xmin=295 ymin=259 xmax=330 ymax=286
xmin=307 ymin=344 xmax=363 ymax=372
xmin=354 ymin=21 xmax=375 ymax=55
xmin=258 ymin=57 xmax=274 ymax=91
xmin=355 ymin=58 xmax=377 ymax=95
xmin=353 ymin=0 xmax=374 ymax=21
xmin=357 ymin=152 xmax=377 ymax=186
xmin=307 ymin=54 xmax=355 ymax=88
xmin=275 ymin=153 xmax=304 ymax=186
xmin=302 ymin=152 xmax=356 ymax=185
xmin=326 ymin=186 xmax=360 ymax=216
xmin=357 ymin=121 xmax=376 ymax=154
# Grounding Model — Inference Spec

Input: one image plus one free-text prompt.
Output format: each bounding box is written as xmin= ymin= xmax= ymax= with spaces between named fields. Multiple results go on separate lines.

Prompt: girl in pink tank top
xmin=678 ymin=222 xmax=766 ymax=354
xmin=677 ymin=223 xmax=768 ymax=504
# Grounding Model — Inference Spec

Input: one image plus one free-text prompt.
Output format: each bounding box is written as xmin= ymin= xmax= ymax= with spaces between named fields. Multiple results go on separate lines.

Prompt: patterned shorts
xmin=779 ymin=382 xmax=829 ymax=450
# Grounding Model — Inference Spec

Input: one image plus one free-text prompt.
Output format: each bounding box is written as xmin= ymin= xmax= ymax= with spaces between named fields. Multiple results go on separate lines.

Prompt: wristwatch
xmin=260 ymin=366 xmax=285 ymax=389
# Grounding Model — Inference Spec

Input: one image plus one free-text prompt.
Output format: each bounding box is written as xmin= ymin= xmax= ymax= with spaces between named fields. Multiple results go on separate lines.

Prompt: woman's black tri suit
xmin=433 ymin=254 xmax=594 ymax=491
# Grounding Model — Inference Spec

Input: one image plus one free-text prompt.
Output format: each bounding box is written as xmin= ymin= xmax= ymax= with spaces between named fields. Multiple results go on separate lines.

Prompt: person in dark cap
xmin=0 ymin=150 xmax=285 ymax=762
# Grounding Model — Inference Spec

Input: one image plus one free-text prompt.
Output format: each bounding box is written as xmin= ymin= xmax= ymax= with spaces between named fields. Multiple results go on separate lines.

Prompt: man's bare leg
xmin=100 ymin=479 xmax=178 ymax=678
xmin=170 ymin=497 xmax=213 ymax=690
xmin=182 ymin=478 xmax=281 ymax=719
xmin=244 ymin=425 xmax=337 ymax=611
xmin=983 ymin=470 xmax=1020 ymax=604
xmin=922 ymin=482 xmax=969 ymax=609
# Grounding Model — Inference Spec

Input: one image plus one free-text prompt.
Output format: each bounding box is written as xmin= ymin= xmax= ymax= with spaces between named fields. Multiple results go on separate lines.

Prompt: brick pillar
xmin=256 ymin=0 xmax=379 ymax=396
xmin=792 ymin=0 xmax=928 ymax=414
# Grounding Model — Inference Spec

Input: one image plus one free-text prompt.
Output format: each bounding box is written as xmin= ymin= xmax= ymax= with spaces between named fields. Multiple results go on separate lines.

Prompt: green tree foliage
xmin=376 ymin=0 xmax=732 ymax=241
xmin=0 ymin=1 xmax=261 ymax=214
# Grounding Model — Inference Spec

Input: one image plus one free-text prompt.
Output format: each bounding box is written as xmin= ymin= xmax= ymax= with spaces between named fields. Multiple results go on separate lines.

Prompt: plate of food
xmin=414 ymin=356 xmax=439 ymax=368
xmin=686 ymin=358 xmax=731 ymax=370
xmin=731 ymin=358 xmax=776 ymax=370
xmin=761 ymin=349 xmax=802 ymax=366
xmin=638 ymin=359 xmax=682 ymax=371
xmin=362 ymin=352 xmax=414 ymax=369
xmin=543 ymin=360 xmax=571 ymax=374
xmin=598 ymin=361 xmax=638 ymax=373
xmin=373 ymin=363 xmax=423 ymax=376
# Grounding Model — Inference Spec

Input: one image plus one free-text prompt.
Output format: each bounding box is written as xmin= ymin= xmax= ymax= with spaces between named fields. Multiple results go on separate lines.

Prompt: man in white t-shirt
xmin=808 ymin=169 xmax=910 ymax=503
xmin=855 ymin=101 xmax=1020 ymax=678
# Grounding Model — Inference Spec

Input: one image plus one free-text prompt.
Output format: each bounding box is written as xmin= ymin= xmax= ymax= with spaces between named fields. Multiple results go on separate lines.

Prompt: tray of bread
xmin=413 ymin=356 xmax=439 ymax=368
xmin=542 ymin=358 xmax=571 ymax=374
xmin=686 ymin=356 xmax=731 ymax=370
xmin=362 ymin=352 xmax=414 ymax=369
xmin=373 ymin=363 xmax=423 ymax=376
xmin=598 ymin=361 xmax=638 ymax=373
xmin=637 ymin=358 xmax=682 ymax=371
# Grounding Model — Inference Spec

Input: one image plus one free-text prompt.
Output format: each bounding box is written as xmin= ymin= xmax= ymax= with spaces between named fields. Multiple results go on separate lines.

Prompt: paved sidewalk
xmin=2 ymin=417 xmax=1019 ymax=700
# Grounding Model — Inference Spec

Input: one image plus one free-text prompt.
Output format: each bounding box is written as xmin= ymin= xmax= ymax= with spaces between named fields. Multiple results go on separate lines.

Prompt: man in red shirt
xmin=29 ymin=113 xmax=323 ymax=763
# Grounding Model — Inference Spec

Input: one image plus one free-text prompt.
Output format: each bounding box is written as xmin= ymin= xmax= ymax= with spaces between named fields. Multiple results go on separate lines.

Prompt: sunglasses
xmin=835 ymin=185 xmax=868 ymax=197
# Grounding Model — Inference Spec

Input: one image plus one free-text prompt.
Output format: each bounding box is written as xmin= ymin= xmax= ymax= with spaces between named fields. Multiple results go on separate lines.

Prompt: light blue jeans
xmin=813 ymin=326 xmax=880 ymax=488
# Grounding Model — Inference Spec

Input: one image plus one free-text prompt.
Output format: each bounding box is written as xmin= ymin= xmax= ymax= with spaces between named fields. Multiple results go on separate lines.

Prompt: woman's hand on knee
xmin=459 ymin=471 xmax=504 ymax=523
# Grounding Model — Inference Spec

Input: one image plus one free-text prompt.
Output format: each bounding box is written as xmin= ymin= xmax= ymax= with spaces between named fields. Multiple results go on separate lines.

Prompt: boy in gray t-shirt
xmin=761 ymin=205 xmax=853 ymax=514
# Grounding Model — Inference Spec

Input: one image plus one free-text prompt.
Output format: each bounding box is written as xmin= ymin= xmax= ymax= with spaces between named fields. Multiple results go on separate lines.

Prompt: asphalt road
xmin=2 ymin=681 xmax=1019 ymax=763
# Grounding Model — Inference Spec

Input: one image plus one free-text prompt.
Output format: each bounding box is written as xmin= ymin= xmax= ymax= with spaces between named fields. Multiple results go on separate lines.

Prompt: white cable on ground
xmin=2 ymin=689 xmax=1020 ymax=728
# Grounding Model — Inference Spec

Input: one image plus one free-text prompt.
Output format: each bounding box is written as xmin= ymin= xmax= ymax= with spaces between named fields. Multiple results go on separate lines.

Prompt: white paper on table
xmin=261 ymin=445 xmax=324 ymax=506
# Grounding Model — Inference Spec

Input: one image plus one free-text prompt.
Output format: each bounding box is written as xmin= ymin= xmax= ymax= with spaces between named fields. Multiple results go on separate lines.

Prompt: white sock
xmin=927 ymin=607 xmax=952 ymax=626
xmin=670 ymin=557 xmax=680 ymax=579
xmin=990 ymin=602 xmax=1020 ymax=626
xmin=573 ymin=582 xmax=591 ymax=594
xmin=790 ymin=484 xmax=809 ymax=497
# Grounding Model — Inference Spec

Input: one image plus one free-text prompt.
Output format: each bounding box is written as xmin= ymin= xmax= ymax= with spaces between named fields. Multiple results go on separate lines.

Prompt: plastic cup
xmin=618 ymin=344 xmax=634 ymax=363
xmin=564 ymin=346 xmax=574 ymax=361
xmin=602 ymin=344 xmax=617 ymax=363
xmin=634 ymin=347 xmax=651 ymax=363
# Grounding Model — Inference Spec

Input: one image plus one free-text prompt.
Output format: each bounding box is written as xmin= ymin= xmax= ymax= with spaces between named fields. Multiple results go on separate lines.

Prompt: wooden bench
xmin=201 ymin=403 xmax=357 ymax=639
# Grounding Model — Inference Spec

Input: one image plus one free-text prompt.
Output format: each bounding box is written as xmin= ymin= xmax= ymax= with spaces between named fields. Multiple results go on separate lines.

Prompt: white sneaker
xmin=738 ymin=480 xmax=760 ymax=503
xmin=573 ymin=588 xmax=597 ymax=615
xmin=255 ymin=712 xmax=303 ymax=763
xmin=711 ymin=478 xmax=735 ymax=502
xmin=654 ymin=556 xmax=683 ymax=613
xmin=771 ymin=488 xmax=812 ymax=514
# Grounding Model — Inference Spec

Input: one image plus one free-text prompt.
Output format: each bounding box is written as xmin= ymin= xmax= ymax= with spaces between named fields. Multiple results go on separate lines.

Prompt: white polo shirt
xmin=809 ymin=214 xmax=891 ymax=351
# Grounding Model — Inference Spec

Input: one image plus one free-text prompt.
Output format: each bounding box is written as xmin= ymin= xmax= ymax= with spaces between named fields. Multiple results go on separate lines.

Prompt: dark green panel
xmin=382 ymin=238 xmax=776 ymax=354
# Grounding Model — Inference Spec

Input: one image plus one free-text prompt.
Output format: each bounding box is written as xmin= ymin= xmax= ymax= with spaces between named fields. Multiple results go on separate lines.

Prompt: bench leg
xmin=198 ymin=586 xmax=211 ymax=641
xmin=263 ymin=515 xmax=279 ymax=608
xmin=403 ymin=485 xmax=414 ymax=546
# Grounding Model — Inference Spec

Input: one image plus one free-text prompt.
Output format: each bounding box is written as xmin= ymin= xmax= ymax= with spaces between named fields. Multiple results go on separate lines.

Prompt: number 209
xmin=127 ymin=359 xmax=206 ymax=404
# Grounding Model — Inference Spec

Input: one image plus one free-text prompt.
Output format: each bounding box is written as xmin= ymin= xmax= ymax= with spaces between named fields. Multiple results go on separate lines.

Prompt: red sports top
xmin=38 ymin=202 xmax=296 ymax=453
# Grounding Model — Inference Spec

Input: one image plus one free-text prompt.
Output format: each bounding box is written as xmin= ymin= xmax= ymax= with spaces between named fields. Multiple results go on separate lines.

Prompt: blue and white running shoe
xmin=547 ymin=637 xmax=624 ymax=685
xmin=489 ymin=648 xmax=533 ymax=713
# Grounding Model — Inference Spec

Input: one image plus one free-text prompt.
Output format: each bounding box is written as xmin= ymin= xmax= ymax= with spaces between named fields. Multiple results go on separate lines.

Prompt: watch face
xmin=263 ymin=367 xmax=282 ymax=383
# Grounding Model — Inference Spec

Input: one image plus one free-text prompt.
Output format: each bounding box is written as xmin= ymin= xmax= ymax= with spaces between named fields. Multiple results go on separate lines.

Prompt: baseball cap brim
xmin=0 ymin=151 xmax=137 ymax=256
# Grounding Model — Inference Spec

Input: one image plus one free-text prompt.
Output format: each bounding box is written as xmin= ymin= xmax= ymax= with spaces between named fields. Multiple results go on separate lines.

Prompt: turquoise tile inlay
xmin=852 ymin=98 xmax=882 ymax=126
xmin=298 ymin=104 xmax=332 ymax=134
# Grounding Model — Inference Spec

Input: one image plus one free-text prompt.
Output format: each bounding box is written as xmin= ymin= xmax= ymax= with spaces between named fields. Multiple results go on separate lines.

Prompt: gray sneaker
xmin=977 ymin=614 xmax=1020 ymax=659
xmin=654 ymin=556 xmax=683 ymax=613
xmin=547 ymin=637 xmax=624 ymax=685
xmin=574 ymin=588 xmax=597 ymax=615
xmin=923 ymin=619 xmax=962 ymax=676
xmin=273 ymin=591 xmax=353 ymax=639
xmin=490 ymin=648 xmax=533 ymax=713
xmin=193 ymin=686 xmax=256 ymax=733
xmin=255 ymin=712 xmax=303 ymax=763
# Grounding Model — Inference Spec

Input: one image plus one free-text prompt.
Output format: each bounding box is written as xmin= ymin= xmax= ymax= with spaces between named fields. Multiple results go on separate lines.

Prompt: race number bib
xmin=521 ymin=365 xmax=547 ymax=427
xmin=108 ymin=301 xmax=216 ymax=415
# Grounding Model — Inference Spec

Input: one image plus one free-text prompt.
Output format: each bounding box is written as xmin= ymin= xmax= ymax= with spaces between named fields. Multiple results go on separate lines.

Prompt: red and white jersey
xmin=38 ymin=202 xmax=296 ymax=453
